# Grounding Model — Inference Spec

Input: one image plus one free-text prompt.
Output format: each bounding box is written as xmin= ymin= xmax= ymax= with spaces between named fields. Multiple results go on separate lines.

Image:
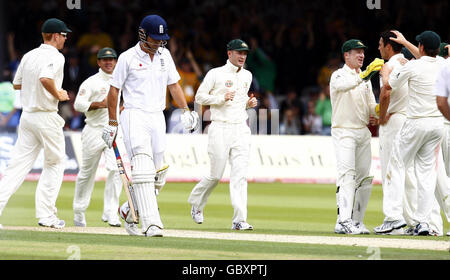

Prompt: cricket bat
xmin=112 ymin=140 xmax=139 ymax=224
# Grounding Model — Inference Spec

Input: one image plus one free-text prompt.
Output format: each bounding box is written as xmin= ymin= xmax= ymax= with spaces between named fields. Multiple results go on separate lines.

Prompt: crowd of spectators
xmin=1 ymin=0 xmax=449 ymax=135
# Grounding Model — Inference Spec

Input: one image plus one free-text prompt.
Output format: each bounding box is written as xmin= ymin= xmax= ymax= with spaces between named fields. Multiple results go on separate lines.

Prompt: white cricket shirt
xmin=379 ymin=53 xmax=408 ymax=115
xmin=389 ymin=56 xmax=446 ymax=118
xmin=12 ymin=44 xmax=65 ymax=112
xmin=195 ymin=60 xmax=252 ymax=124
xmin=110 ymin=43 xmax=180 ymax=112
xmin=329 ymin=64 xmax=378 ymax=129
xmin=435 ymin=60 xmax=450 ymax=124
xmin=74 ymin=69 xmax=112 ymax=127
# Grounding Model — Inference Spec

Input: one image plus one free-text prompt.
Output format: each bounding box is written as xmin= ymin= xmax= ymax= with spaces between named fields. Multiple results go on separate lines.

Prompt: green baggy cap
xmin=227 ymin=39 xmax=250 ymax=51
xmin=341 ymin=39 xmax=367 ymax=54
xmin=41 ymin=18 xmax=72 ymax=33
xmin=416 ymin=31 xmax=441 ymax=50
xmin=97 ymin=47 xmax=117 ymax=59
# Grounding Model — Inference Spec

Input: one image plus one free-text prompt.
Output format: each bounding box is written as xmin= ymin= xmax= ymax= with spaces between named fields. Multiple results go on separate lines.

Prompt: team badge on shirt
xmin=160 ymin=58 xmax=166 ymax=71
xmin=225 ymin=80 xmax=233 ymax=87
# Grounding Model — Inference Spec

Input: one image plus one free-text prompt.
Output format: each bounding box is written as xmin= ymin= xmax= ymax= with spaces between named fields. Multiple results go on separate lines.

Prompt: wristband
xmin=109 ymin=119 xmax=119 ymax=127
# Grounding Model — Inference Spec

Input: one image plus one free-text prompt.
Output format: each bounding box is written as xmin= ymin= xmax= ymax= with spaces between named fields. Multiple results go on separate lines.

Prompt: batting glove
xmin=360 ymin=58 xmax=384 ymax=81
xmin=180 ymin=109 xmax=200 ymax=131
xmin=102 ymin=120 xmax=118 ymax=148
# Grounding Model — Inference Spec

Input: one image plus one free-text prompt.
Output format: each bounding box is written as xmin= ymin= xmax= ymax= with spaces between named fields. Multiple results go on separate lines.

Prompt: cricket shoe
xmin=447 ymin=230 xmax=450 ymax=236
xmin=373 ymin=219 xmax=406 ymax=234
xmin=74 ymin=212 xmax=86 ymax=227
xmin=428 ymin=229 xmax=442 ymax=236
xmin=38 ymin=215 xmax=65 ymax=229
xmin=232 ymin=221 xmax=253 ymax=231
xmin=144 ymin=225 xmax=163 ymax=237
xmin=354 ymin=222 xmax=370 ymax=234
xmin=414 ymin=223 xmax=430 ymax=236
xmin=404 ymin=226 xmax=415 ymax=236
xmin=336 ymin=219 xmax=361 ymax=234
xmin=334 ymin=222 xmax=343 ymax=234
xmin=102 ymin=213 xmax=121 ymax=227
xmin=383 ymin=228 xmax=406 ymax=235
xmin=191 ymin=205 xmax=203 ymax=224
xmin=0 ymin=224 xmax=3 ymax=230
xmin=124 ymin=222 xmax=141 ymax=236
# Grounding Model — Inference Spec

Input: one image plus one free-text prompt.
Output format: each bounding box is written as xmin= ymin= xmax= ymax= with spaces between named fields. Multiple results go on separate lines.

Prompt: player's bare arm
xmin=13 ymin=84 xmax=21 ymax=90
xmin=88 ymin=98 xmax=108 ymax=111
xmin=378 ymin=64 xmax=393 ymax=125
xmin=437 ymin=96 xmax=450 ymax=121
xmin=107 ymin=85 xmax=120 ymax=121
xmin=168 ymin=83 xmax=189 ymax=108
xmin=39 ymin=77 xmax=69 ymax=101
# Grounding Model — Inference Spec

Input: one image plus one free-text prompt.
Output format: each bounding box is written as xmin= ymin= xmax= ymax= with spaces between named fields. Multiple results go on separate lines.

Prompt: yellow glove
xmin=360 ymin=58 xmax=384 ymax=81
xmin=375 ymin=104 xmax=380 ymax=117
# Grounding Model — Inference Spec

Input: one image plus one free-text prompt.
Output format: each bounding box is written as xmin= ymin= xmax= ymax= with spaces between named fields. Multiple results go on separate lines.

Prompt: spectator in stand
xmin=317 ymin=53 xmax=342 ymax=89
xmin=63 ymin=49 xmax=85 ymax=92
xmin=280 ymin=88 xmax=303 ymax=131
xmin=0 ymin=70 xmax=18 ymax=133
xmin=303 ymin=100 xmax=322 ymax=135
xmin=315 ymin=85 xmax=332 ymax=135
xmin=246 ymin=37 xmax=277 ymax=95
xmin=77 ymin=19 xmax=114 ymax=71
xmin=280 ymin=107 xmax=301 ymax=135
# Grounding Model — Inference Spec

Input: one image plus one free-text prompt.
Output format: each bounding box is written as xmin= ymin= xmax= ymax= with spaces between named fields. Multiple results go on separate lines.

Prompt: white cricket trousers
xmin=436 ymin=124 xmax=450 ymax=223
xmin=331 ymin=127 xmax=372 ymax=223
xmin=73 ymin=124 xmax=122 ymax=217
xmin=0 ymin=111 xmax=65 ymax=219
xmin=380 ymin=114 xmax=443 ymax=233
xmin=379 ymin=113 xmax=419 ymax=226
xmin=120 ymin=109 xmax=165 ymax=229
xmin=383 ymin=117 xmax=443 ymax=225
xmin=188 ymin=121 xmax=251 ymax=224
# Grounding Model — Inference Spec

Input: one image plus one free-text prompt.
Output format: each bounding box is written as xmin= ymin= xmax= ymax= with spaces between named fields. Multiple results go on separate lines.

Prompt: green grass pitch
xmin=0 ymin=181 xmax=449 ymax=260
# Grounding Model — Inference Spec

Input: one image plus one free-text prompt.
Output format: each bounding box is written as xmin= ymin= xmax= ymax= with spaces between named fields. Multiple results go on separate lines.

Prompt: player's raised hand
xmin=247 ymin=93 xmax=258 ymax=108
xmin=389 ymin=30 xmax=407 ymax=45
xmin=224 ymin=91 xmax=235 ymax=101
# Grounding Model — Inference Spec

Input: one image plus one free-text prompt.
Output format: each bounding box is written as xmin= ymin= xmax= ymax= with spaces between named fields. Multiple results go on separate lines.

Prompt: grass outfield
xmin=0 ymin=181 xmax=449 ymax=260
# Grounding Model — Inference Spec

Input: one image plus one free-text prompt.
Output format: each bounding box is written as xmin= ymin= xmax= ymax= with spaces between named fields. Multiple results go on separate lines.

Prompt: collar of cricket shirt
xmin=98 ymin=68 xmax=112 ymax=79
xmin=40 ymin=43 xmax=58 ymax=52
xmin=343 ymin=63 xmax=360 ymax=75
xmin=134 ymin=42 xmax=162 ymax=59
xmin=419 ymin=55 xmax=437 ymax=62
xmin=389 ymin=53 xmax=404 ymax=62
xmin=226 ymin=59 xmax=241 ymax=73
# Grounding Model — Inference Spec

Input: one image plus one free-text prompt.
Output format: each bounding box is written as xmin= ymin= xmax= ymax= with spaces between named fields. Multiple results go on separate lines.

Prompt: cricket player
xmin=188 ymin=39 xmax=257 ymax=231
xmin=374 ymin=31 xmax=417 ymax=235
xmin=73 ymin=48 xmax=123 ymax=227
xmin=435 ymin=61 xmax=450 ymax=236
xmin=374 ymin=31 xmax=446 ymax=236
xmin=375 ymin=31 xmax=446 ymax=235
xmin=102 ymin=15 xmax=199 ymax=237
xmin=0 ymin=18 xmax=71 ymax=229
xmin=330 ymin=39 xmax=383 ymax=234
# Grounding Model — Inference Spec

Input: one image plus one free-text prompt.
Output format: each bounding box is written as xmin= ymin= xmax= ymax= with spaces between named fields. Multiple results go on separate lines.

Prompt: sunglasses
xmin=59 ymin=32 xmax=67 ymax=38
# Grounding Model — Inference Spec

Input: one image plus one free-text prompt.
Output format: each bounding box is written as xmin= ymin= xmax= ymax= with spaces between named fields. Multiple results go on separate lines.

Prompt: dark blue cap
xmin=139 ymin=15 xmax=169 ymax=41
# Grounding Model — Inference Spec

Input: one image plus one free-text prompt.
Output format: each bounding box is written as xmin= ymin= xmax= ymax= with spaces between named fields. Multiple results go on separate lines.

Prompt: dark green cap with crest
xmin=227 ymin=39 xmax=250 ymax=51
xmin=341 ymin=39 xmax=367 ymax=54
